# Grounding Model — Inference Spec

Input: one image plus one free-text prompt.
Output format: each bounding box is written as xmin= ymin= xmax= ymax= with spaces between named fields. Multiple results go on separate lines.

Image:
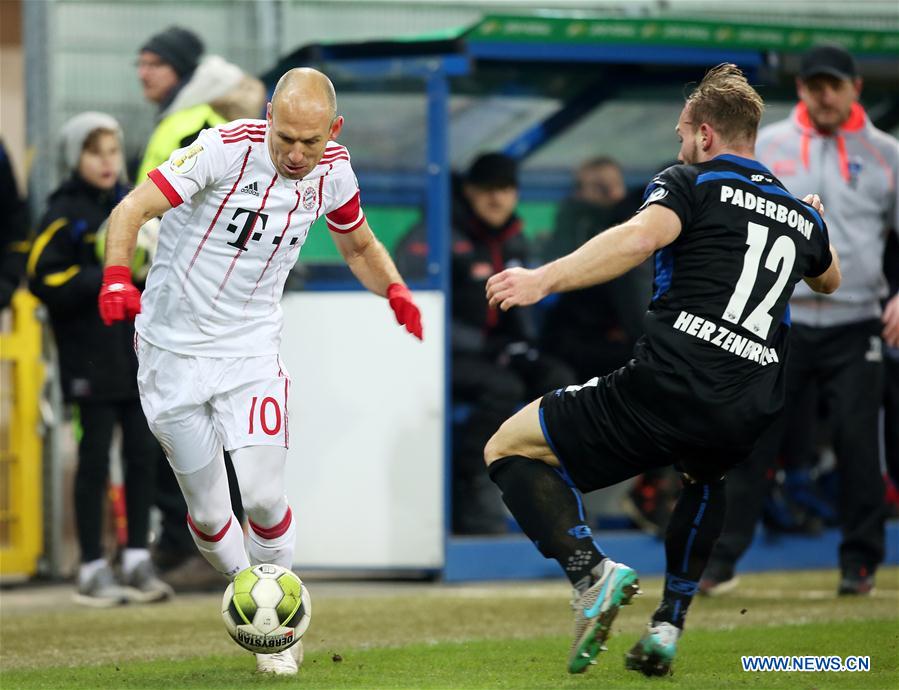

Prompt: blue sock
xmin=654 ymin=477 xmax=726 ymax=628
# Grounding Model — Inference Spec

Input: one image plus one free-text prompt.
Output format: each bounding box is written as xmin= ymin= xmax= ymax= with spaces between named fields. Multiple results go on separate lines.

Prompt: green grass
xmin=1 ymin=568 xmax=897 ymax=689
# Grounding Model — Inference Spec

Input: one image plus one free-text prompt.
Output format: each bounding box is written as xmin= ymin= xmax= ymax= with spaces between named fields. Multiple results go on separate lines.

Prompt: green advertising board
xmin=468 ymin=15 xmax=899 ymax=55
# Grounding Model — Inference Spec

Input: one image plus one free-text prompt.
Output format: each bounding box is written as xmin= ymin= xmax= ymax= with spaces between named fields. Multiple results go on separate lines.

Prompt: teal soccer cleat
xmin=568 ymin=559 xmax=641 ymax=673
xmin=625 ymin=621 xmax=680 ymax=676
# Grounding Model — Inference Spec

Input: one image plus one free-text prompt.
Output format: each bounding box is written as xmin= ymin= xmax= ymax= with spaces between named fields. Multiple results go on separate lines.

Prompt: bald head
xmin=266 ymin=68 xmax=344 ymax=180
xmin=271 ymin=67 xmax=337 ymax=121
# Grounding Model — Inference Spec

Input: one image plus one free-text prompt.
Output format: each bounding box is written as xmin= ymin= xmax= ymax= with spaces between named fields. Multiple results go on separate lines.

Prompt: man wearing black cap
xmin=397 ymin=152 xmax=575 ymax=534
xmin=702 ymin=44 xmax=899 ymax=596
xmin=135 ymin=27 xmax=265 ymax=183
xmin=138 ymin=26 xmax=204 ymax=112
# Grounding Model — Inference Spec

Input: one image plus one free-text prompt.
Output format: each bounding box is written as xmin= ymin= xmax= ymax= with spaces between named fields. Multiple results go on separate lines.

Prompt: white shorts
xmin=136 ymin=336 xmax=290 ymax=474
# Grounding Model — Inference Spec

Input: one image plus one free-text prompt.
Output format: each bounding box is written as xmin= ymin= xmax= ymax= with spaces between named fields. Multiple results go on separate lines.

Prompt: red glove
xmin=387 ymin=283 xmax=423 ymax=340
xmin=98 ymin=265 xmax=142 ymax=326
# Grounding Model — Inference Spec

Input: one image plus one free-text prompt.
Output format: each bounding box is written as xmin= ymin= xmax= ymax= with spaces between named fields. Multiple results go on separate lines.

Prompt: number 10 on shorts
xmin=248 ymin=395 xmax=283 ymax=436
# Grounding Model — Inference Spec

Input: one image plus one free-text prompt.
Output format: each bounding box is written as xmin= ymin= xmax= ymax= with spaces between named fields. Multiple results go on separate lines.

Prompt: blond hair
xmin=685 ymin=63 xmax=764 ymax=145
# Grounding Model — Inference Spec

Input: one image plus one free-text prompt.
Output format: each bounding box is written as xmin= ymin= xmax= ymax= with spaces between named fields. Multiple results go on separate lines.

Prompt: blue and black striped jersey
xmin=626 ymin=154 xmax=832 ymax=445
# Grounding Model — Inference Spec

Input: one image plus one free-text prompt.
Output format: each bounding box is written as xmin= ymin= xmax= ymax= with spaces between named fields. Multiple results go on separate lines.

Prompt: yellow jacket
xmin=136 ymin=103 xmax=226 ymax=183
xmin=136 ymin=56 xmax=265 ymax=184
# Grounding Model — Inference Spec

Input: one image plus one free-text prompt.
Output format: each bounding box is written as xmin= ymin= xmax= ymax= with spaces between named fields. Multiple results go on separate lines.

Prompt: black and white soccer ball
xmin=221 ymin=563 xmax=311 ymax=654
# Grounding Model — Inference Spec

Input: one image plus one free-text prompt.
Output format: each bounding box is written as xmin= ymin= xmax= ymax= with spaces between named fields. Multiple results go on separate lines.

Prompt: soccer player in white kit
xmin=98 ymin=68 xmax=423 ymax=675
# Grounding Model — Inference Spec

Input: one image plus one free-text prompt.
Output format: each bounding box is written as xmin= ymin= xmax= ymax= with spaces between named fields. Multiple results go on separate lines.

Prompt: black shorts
xmin=538 ymin=367 xmax=752 ymax=493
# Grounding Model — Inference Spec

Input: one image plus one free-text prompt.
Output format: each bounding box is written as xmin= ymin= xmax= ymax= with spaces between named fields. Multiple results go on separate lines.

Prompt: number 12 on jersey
xmin=722 ymin=221 xmax=796 ymax=340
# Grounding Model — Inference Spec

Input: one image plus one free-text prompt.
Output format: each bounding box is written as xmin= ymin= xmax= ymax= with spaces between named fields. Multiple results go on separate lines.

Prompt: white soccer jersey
xmin=136 ymin=119 xmax=365 ymax=357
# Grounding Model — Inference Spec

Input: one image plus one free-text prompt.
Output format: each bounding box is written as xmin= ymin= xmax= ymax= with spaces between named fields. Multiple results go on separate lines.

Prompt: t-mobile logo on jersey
xmin=226 ymin=207 xmax=270 ymax=250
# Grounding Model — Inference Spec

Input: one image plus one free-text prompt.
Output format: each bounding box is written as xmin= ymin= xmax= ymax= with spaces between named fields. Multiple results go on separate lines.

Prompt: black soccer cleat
xmin=837 ymin=566 xmax=875 ymax=596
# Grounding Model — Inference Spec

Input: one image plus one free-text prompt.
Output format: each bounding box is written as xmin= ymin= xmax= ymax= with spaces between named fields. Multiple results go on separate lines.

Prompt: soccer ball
xmin=94 ymin=216 xmax=160 ymax=282
xmin=221 ymin=564 xmax=312 ymax=654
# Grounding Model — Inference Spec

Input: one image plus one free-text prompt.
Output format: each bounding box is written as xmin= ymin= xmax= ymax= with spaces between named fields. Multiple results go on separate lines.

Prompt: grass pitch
xmin=1 ymin=568 xmax=896 ymax=689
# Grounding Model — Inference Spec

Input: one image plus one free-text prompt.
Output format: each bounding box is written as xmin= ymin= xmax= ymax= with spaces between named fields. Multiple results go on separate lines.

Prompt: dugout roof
xmin=264 ymin=14 xmax=899 ymax=285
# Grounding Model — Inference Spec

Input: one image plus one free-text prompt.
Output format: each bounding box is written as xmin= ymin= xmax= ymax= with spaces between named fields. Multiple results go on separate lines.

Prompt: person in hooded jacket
xmin=135 ymin=26 xmax=266 ymax=183
xmin=28 ymin=112 xmax=172 ymax=606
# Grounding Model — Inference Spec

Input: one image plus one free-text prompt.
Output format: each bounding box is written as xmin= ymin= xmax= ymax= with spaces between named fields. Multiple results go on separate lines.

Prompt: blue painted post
xmin=425 ymin=67 xmax=450 ymax=291
xmin=424 ymin=64 xmax=453 ymax=555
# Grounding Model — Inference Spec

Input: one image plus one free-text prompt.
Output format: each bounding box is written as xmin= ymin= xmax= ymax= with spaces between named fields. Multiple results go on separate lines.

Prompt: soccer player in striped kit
xmin=98 ymin=68 xmax=422 ymax=675
xmin=483 ymin=64 xmax=840 ymax=677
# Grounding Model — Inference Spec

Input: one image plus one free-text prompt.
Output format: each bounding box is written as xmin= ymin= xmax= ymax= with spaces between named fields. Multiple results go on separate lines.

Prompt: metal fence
xmin=24 ymin=0 xmax=899 ymax=217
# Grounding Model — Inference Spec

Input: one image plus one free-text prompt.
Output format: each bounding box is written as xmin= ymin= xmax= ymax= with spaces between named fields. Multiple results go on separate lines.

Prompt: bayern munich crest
xmin=302 ymin=185 xmax=317 ymax=211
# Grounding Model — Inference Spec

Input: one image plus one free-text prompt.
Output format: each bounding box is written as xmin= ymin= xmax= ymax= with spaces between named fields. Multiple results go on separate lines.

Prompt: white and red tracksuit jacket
xmin=757 ymin=102 xmax=899 ymax=327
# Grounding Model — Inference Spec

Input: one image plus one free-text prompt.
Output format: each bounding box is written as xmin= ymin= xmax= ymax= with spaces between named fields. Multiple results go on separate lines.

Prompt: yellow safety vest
xmin=136 ymin=103 xmax=227 ymax=184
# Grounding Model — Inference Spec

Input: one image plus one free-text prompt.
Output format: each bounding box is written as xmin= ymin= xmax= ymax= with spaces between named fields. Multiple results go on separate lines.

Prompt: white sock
xmin=78 ymin=558 xmax=108 ymax=585
xmin=188 ymin=513 xmax=250 ymax=579
xmin=248 ymin=507 xmax=296 ymax=569
xmin=121 ymin=548 xmax=151 ymax=577
xmin=230 ymin=446 xmax=295 ymax=568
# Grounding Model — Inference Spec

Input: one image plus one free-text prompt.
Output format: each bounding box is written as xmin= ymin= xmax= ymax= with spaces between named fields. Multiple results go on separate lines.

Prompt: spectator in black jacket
xmin=542 ymin=158 xmax=681 ymax=539
xmin=0 ymin=140 xmax=29 ymax=310
xmin=28 ymin=112 xmax=171 ymax=605
xmin=541 ymin=157 xmax=651 ymax=380
xmin=398 ymin=153 xmax=575 ymax=533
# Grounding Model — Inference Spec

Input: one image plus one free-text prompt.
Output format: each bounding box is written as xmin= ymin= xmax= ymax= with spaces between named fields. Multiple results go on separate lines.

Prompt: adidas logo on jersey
xmin=240 ymin=181 xmax=260 ymax=196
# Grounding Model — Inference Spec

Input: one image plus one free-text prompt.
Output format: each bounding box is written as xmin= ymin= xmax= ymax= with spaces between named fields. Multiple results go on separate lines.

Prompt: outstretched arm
xmin=330 ymin=220 xmax=402 ymax=296
xmin=331 ymin=220 xmax=423 ymax=339
xmin=487 ymin=204 xmax=681 ymax=311
xmin=105 ymin=180 xmax=173 ymax=269
xmin=99 ymin=180 xmax=173 ymax=325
